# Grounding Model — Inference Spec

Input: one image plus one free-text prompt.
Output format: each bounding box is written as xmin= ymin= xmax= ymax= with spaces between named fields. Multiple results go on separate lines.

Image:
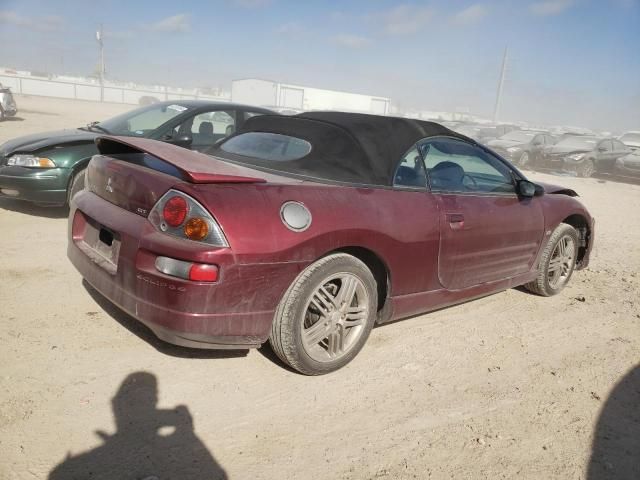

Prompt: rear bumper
xmin=67 ymin=190 xmax=305 ymax=349
xmin=0 ymin=166 xmax=69 ymax=205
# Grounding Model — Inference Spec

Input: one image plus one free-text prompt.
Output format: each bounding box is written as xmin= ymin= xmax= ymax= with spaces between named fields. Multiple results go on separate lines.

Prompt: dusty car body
xmin=615 ymin=149 xmax=640 ymax=177
xmin=541 ymin=136 xmax=631 ymax=177
xmin=618 ymin=131 xmax=640 ymax=151
xmin=0 ymin=100 xmax=272 ymax=206
xmin=68 ymin=112 xmax=594 ymax=374
xmin=486 ymin=130 xmax=555 ymax=167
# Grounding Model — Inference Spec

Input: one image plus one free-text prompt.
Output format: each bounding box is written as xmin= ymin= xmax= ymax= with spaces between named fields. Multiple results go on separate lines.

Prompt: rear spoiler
xmin=95 ymin=136 xmax=266 ymax=184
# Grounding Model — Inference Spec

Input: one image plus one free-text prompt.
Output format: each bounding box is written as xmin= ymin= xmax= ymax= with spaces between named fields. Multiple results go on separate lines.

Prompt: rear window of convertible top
xmin=220 ymin=132 xmax=312 ymax=162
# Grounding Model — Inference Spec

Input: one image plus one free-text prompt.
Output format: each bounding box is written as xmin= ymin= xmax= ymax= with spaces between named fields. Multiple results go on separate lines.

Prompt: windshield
xmin=96 ymin=103 xmax=193 ymax=136
xmin=620 ymin=133 xmax=640 ymax=143
xmin=556 ymin=136 xmax=600 ymax=149
xmin=499 ymin=131 xmax=541 ymax=143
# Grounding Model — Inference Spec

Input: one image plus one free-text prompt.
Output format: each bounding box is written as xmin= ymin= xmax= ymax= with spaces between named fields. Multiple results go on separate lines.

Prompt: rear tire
xmin=67 ymin=168 xmax=86 ymax=205
xmin=525 ymin=223 xmax=579 ymax=296
xmin=269 ymin=253 xmax=378 ymax=375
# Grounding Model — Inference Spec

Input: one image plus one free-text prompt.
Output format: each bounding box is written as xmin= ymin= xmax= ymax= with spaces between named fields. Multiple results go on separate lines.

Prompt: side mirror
xmin=166 ymin=134 xmax=192 ymax=147
xmin=518 ymin=180 xmax=542 ymax=198
xmin=597 ymin=146 xmax=607 ymax=152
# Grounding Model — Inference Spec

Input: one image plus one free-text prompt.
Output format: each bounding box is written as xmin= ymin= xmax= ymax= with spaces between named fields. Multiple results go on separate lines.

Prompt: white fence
xmin=0 ymin=74 xmax=229 ymax=105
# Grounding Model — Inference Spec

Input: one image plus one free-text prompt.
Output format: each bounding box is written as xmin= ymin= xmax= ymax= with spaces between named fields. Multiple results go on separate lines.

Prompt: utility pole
xmin=96 ymin=25 xmax=105 ymax=102
xmin=493 ymin=46 xmax=508 ymax=123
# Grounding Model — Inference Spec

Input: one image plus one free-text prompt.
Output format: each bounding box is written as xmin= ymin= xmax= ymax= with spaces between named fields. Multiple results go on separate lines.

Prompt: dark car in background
xmin=0 ymin=100 xmax=272 ymax=206
xmin=487 ymin=130 xmax=555 ymax=167
xmin=544 ymin=136 xmax=631 ymax=177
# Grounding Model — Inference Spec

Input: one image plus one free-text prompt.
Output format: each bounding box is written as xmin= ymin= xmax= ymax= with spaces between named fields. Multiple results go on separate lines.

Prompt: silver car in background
xmin=0 ymin=85 xmax=17 ymax=121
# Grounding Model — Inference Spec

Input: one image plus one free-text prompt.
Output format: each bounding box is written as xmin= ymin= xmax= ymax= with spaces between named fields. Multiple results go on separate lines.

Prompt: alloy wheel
xmin=547 ymin=235 xmax=576 ymax=289
xmin=301 ymin=273 xmax=369 ymax=362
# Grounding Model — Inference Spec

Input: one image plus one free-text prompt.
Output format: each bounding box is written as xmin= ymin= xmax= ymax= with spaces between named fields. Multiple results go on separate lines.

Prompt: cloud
xmin=0 ymin=11 xmax=64 ymax=31
xmin=529 ymin=0 xmax=575 ymax=16
xmin=331 ymin=33 xmax=372 ymax=49
xmin=233 ymin=0 xmax=272 ymax=7
xmin=275 ymin=22 xmax=304 ymax=35
xmin=452 ymin=4 xmax=489 ymax=25
xmin=146 ymin=14 xmax=191 ymax=33
xmin=373 ymin=4 xmax=436 ymax=35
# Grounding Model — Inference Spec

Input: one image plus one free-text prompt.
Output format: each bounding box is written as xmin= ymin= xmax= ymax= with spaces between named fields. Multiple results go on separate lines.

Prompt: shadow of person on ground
xmin=587 ymin=363 xmax=640 ymax=479
xmin=49 ymin=371 xmax=227 ymax=480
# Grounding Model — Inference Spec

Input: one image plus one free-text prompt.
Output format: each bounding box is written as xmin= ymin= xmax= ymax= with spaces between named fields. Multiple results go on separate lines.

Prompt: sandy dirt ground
xmin=1 ymin=95 xmax=638 ymax=480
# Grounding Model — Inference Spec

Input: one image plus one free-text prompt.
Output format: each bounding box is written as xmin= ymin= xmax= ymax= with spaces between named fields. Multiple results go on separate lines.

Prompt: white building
xmin=231 ymin=78 xmax=390 ymax=115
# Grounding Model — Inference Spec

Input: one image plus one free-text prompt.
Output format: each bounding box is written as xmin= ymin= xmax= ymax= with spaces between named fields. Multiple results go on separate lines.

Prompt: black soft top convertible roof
xmin=210 ymin=111 xmax=468 ymax=186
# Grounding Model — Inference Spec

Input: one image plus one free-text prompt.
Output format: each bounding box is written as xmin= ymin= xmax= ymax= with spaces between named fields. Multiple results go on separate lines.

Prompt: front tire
xmin=518 ymin=151 xmax=530 ymax=169
xmin=579 ymin=159 xmax=595 ymax=178
xmin=525 ymin=223 xmax=579 ymax=296
xmin=269 ymin=253 xmax=378 ymax=375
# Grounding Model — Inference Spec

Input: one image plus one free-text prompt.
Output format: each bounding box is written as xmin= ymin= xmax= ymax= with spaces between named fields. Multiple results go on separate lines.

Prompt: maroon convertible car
xmin=68 ymin=112 xmax=594 ymax=375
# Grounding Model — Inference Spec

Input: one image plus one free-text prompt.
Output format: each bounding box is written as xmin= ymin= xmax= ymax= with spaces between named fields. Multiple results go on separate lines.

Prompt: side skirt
xmin=378 ymin=271 xmax=538 ymax=325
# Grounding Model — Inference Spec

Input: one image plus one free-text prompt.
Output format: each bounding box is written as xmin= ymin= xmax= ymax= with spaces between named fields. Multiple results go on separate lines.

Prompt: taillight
xmin=163 ymin=196 xmax=188 ymax=227
xmin=184 ymin=217 xmax=209 ymax=241
xmin=155 ymin=256 xmax=219 ymax=282
xmin=148 ymin=190 xmax=228 ymax=247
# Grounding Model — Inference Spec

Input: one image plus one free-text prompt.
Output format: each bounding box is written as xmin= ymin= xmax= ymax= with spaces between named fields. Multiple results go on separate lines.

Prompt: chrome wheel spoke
xmin=326 ymin=329 xmax=345 ymax=358
xmin=311 ymin=288 xmax=335 ymax=315
xmin=336 ymin=276 xmax=358 ymax=308
xmin=548 ymin=257 xmax=563 ymax=273
xmin=344 ymin=306 xmax=367 ymax=327
xmin=303 ymin=319 xmax=332 ymax=347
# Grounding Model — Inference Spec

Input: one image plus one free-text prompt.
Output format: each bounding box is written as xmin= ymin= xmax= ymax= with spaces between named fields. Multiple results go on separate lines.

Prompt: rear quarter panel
xmin=181 ymin=182 xmax=442 ymax=297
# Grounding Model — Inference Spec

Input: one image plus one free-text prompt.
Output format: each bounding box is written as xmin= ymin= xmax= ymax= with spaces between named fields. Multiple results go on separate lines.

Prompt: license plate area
xmin=74 ymin=212 xmax=121 ymax=274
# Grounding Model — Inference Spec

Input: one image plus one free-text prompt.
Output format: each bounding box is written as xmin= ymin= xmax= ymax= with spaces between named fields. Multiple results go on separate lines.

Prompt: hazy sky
xmin=0 ymin=0 xmax=638 ymax=131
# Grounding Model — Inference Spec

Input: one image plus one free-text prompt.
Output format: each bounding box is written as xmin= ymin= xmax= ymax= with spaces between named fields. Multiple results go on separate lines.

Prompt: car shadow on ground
xmin=1 ymin=116 xmax=25 ymax=121
xmin=48 ymin=371 xmax=228 ymax=480
xmin=587 ymin=363 xmax=640 ymax=480
xmin=83 ymin=280 xmax=249 ymax=360
xmin=0 ymin=198 xmax=68 ymax=218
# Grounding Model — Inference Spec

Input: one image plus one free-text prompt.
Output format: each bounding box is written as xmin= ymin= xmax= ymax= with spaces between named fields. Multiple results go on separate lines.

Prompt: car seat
xmin=430 ymin=161 xmax=465 ymax=190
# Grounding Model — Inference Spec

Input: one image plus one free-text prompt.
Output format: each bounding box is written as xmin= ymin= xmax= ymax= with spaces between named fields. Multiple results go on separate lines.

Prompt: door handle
xmin=446 ymin=213 xmax=465 ymax=230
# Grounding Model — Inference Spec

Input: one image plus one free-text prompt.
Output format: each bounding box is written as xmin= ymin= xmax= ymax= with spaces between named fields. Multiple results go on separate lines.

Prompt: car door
xmin=420 ymin=137 xmax=545 ymax=290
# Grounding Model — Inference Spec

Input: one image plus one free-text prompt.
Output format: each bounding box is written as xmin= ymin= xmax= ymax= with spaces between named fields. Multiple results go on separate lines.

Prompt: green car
xmin=0 ymin=100 xmax=272 ymax=206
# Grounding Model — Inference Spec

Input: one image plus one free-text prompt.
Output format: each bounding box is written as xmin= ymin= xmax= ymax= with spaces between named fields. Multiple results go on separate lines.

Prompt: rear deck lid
xmin=86 ymin=136 xmax=266 ymax=216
